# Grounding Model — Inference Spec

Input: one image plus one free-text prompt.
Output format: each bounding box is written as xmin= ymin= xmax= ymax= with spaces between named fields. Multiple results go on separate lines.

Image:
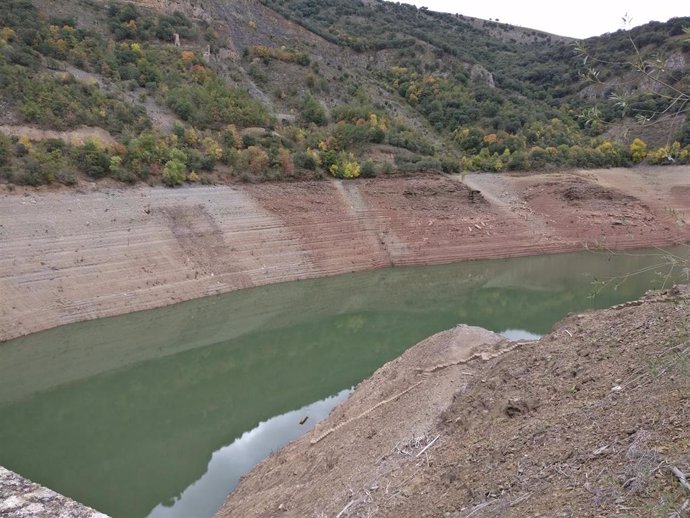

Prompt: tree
xmin=300 ymin=94 xmax=327 ymax=126
xmin=162 ymin=158 xmax=186 ymax=186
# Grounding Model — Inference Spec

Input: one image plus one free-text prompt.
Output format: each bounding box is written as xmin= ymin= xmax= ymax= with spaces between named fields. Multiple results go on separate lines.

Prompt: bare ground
xmin=1 ymin=166 xmax=689 ymax=342
xmin=217 ymin=285 xmax=690 ymax=518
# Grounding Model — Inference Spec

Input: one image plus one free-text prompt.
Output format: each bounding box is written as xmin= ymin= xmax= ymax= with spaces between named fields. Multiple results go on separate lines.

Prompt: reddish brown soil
xmin=522 ymin=174 xmax=675 ymax=249
xmin=1 ymin=167 xmax=689 ymax=341
xmin=217 ymin=286 xmax=690 ymax=518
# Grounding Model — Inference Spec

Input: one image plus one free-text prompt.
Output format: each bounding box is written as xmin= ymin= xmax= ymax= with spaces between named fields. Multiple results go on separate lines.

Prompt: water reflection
xmin=0 ymin=247 xmax=688 ymax=518
xmin=147 ymin=389 xmax=351 ymax=518
xmin=500 ymin=329 xmax=542 ymax=341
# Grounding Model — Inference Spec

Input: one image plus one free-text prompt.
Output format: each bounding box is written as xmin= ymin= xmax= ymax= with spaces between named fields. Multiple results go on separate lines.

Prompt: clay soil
xmin=1 ymin=166 xmax=689 ymax=341
xmin=218 ymin=286 xmax=690 ymax=518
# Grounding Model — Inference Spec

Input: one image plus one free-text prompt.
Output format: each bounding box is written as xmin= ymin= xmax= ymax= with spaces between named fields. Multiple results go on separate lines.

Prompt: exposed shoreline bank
xmin=217 ymin=285 xmax=690 ymax=517
xmin=2 ymin=166 xmax=689 ymax=342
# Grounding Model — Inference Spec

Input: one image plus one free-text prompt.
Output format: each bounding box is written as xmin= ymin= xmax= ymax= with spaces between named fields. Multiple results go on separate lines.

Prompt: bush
xmin=630 ymin=138 xmax=647 ymax=163
xmin=361 ymin=160 xmax=377 ymax=177
xmin=72 ymin=142 xmax=111 ymax=178
xmin=0 ymin=133 xmax=10 ymax=166
xmin=329 ymin=151 xmax=361 ymax=178
xmin=294 ymin=150 xmax=318 ymax=170
xmin=243 ymin=146 xmax=269 ymax=175
xmin=162 ymin=158 xmax=186 ymax=186
xmin=300 ymin=94 xmax=327 ymax=125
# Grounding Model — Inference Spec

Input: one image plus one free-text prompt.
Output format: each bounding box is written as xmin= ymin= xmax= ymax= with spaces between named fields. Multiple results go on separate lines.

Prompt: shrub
xmin=162 ymin=158 xmax=186 ymax=186
xmin=72 ymin=141 xmax=111 ymax=178
xmin=0 ymin=132 xmax=10 ymax=166
xmin=630 ymin=138 xmax=647 ymax=163
xmin=294 ymin=150 xmax=318 ymax=170
xmin=361 ymin=160 xmax=377 ymax=177
xmin=244 ymin=146 xmax=269 ymax=175
xmin=441 ymin=156 xmax=462 ymax=173
xmin=329 ymin=151 xmax=361 ymax=179
xmin=300 ymin=94 xmax=327 ymax=125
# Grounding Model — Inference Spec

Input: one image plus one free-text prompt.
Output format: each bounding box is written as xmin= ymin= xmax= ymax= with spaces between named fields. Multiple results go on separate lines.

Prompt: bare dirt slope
xmin=217 ymin=285 xmax=690 ymax=518
xmin=1 ymin=167 xmax=689 ymax=342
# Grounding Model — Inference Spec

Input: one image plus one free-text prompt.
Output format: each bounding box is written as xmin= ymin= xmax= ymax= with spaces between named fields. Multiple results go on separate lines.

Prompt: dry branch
xmin=417 ymin=341 xmax=527 ymax=374
xmin=310 ymin=381 xmax=423 ymax=445
xmin=415 ymin=434 xmax=440 ymax=458
xmin=335 ymin=499 xmax=360 ymax=518
xmin=669 ymin=465 xmax=690 ymax=492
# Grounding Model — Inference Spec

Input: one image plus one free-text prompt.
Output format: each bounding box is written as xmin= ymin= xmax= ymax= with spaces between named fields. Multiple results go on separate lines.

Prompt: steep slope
xmin=2 ymin=165 xmax=689 ymax=342
xmin=0 ymin=0 xmax=689 ymax=189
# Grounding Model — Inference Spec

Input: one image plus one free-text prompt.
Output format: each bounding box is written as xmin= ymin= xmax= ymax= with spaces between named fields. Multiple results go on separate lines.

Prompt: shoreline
xmin=216 ymin=285 xmax=690 ymax=517
xmin=2 ymin=166 xmax=689 ymax=342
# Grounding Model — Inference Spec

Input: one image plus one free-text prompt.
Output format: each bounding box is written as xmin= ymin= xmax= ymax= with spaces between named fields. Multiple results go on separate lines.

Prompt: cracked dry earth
xmin=218 ymin=286 xmax=690 ymax=518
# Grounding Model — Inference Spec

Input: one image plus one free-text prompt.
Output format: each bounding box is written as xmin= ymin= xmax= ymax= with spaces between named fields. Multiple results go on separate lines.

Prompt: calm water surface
xmin=0 ymin=247 xmax=687 ymax=518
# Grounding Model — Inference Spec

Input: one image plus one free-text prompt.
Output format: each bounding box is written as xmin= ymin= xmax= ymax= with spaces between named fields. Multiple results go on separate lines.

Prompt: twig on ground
xmin=464 ymin=499 xmax=496 ymax=517
xmin=335 ymin=499 xmax=360 ymax=518
xmin=311 ymin=381 xmax=423 ymax=444
xmin=417 ymin=342 xmax=524 ymax=374
xmin=415 ymin=434 xmax=440 ymax=458
xmin=509 ymin=492 xmax=532 ymax=507
xmin=668 ymin=464 xmax=690 ymax=492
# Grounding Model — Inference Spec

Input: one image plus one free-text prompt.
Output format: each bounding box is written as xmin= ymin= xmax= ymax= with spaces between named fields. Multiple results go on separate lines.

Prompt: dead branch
xmin=668 ymin=465 xmax=690 ymax=493
xmin=335 ymin=499 xmax=360 ymax=518
xmin=463 ymin=499 xmax=496 ymax=517
xmin=310 ymin=381 xmax=423 ymax=445
xmin=509 ymin=492 xmax=532 ymax=507
xmin=417 ymin=341 xmax=528 ymax=374
xmin=415 ymin=434 xmax=440 ymax=458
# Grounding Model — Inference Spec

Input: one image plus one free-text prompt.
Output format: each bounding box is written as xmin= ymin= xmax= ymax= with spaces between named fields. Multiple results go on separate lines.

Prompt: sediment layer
xmin=1 ymin=167 xmax=688 ymax=341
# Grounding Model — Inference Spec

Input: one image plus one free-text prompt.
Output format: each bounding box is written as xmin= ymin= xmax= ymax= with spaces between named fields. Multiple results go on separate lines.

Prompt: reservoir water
xmin=0 ymin=247 xmax=688 ymax=518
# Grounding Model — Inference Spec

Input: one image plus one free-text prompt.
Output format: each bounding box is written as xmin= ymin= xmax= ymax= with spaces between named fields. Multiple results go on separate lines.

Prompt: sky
xmin=406 ymin=1 xmax=688 ymax=39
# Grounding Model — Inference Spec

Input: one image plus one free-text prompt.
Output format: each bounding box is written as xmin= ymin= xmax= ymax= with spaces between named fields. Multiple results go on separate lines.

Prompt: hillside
xmin=0 ymin=0 xmax=689 ymax=187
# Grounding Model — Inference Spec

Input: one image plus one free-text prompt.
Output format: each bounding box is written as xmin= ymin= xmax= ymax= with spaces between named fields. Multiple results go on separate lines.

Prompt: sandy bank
xmin=1 ymin=167 xmax=689 ymax=341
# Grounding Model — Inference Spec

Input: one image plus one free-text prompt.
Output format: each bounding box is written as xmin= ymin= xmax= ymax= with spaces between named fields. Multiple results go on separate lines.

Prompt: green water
xmin=0 ymin=247 xmax=687 ymax=518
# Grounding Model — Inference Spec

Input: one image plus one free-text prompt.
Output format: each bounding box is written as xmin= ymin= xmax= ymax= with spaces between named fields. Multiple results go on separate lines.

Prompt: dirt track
xmin=1 ymin=166 xmax=689 ymax=341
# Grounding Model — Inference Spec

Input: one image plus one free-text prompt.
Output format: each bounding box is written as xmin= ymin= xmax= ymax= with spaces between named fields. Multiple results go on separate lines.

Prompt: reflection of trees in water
xmin=0 ymin=246 xmax=688 ymax=517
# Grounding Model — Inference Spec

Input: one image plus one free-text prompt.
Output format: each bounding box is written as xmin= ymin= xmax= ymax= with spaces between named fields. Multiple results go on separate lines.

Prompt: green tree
xmin=300 ymin=94 xmax=327 ymax=125
xmin=72 ymin=141 xmax=111 ymax=178
xmin=162 ymin=159 xmax=186 ymax=186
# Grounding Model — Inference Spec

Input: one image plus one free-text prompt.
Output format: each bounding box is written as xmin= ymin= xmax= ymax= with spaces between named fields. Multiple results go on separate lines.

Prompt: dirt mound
xmin=401 ymin=179 xmax=487 ymax=208
xmin=560 ymin=182 xmax=636 ymax=204
xmin=218 ymin=287 xmax=690 ymax=517
xmin=521 ymin=175 xmax=678 ymax=247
